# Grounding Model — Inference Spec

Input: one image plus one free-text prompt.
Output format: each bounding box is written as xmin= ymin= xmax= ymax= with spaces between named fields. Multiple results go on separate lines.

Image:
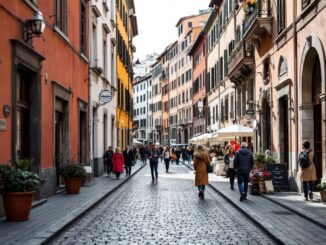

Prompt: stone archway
xmin=299 ymin=36 xmax=326 ymax=183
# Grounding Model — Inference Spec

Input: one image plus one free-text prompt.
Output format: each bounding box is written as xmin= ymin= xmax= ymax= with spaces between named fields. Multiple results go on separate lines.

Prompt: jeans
xmin=198 ymin=185 xmax=205 ymax=192
xmin=150 ymin=161 xmax=158 ymax=180
xmin=176 ymin=158 xmax=180 ymax=165
xmin=164 ymin=159 xmax=170 ymax=172
xmin=126 ymin=165 xmax=132 ymax=176
xmin=228 ymin=168 xmax=236 ymax=188
xmin=237 ymin=173 xmax=250 ymax=194
xmin=303 ymin=181 xmax=314 ymax=197
xmin=188 ymin=156 xmax=192 ymax=163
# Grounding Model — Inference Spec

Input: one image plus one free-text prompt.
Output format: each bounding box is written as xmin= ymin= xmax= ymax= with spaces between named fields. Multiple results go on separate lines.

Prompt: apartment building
xmin=175 ymin=11 xmax=210 ymax=144
xmin=133 ymin=75 xmax=153 ymax=145
xmin=116 ymin=0 xmax=138 ymax=150
xmin=90 ymin=0 xmax=117 ymax=176
xmin=151 ymin=61 xmax=162 ymax=144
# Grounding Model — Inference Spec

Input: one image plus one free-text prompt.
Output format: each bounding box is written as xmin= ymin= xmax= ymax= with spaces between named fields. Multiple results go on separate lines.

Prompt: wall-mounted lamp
xmin=24 ymin=11 xmax=46 ymax=42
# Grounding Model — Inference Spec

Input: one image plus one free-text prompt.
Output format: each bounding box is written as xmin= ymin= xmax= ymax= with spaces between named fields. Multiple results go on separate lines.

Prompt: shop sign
xmin=0 ymin=119 xmax=6 ymax=131
xmin=265 ymin=164 xmax=289 ymax=192
xmin=246 ymin=109 xmax=255 ymax=116
xmin=99 ymin=89 xmax=112 ymax=104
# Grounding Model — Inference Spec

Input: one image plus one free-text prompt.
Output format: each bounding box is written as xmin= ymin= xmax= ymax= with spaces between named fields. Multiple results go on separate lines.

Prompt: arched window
xmin=278 ymin=56 xmax=288 ymax=79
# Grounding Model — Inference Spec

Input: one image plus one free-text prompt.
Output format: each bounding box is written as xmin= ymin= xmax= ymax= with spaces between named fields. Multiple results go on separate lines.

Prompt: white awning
xmin=217 ymin=124 xmax=253 ymax=137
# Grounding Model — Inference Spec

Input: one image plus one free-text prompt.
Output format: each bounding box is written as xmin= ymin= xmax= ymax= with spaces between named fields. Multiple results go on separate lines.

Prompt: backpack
xmin=299 ymin=150 xmax=311 ymax=169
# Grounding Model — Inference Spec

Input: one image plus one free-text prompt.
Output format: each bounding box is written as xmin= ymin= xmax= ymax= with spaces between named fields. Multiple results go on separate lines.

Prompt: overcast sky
xmin=133 ymin=0 xmax=210 ymax=60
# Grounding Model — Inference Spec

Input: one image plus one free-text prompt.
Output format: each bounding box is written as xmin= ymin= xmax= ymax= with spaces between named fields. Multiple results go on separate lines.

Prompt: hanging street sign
xmin=99 ymin=89 xmax=112 ymax=104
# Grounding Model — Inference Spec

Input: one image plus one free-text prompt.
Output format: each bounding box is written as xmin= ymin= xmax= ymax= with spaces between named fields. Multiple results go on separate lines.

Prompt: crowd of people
xmin=103 ymin=140 xmax=318 ymax=203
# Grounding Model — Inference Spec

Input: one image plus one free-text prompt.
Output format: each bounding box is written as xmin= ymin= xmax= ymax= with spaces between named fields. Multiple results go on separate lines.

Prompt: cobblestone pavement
xmin=52 ymin=163 xmax=276 ymax=245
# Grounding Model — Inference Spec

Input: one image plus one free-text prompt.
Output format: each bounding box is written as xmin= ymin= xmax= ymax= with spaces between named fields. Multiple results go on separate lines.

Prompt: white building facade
xmin=133 ymin=75 xmax=153 ymax=146
xmin=90 ymin=0 xmax=117 ymax=176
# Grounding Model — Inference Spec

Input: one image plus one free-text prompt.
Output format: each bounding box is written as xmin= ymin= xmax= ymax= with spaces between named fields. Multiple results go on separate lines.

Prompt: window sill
xmin=53 ymin=26 xmax=70 ymax=44
xmin=24 ymin=0 xmax=38 ymax=12
xmin=301 ymin=0 xmax=319 ymax=17
xmin=80 ymin=53 xmax=89 ymax=63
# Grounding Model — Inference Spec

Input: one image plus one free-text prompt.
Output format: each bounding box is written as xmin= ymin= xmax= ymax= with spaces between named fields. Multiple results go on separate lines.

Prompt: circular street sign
xmin=99 ymin=90 xmax=112 ymax=104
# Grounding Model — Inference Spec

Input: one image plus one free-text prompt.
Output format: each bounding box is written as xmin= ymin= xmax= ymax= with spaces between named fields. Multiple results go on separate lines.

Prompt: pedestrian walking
xmin=123 ymin=145 xmax=134 ymax=177
xmin=234 ymin=142 xmax=254 ymax=201
xmin=187 ymin=146 xmax=194 ymax=164
xmin=194 ymin=145 xmax=211 ymax=199
xmin=182 ymin=146 xmax=188 ymax=164
xmin=159 ymin=146 xmax=164 ymax=163
xmin=140 ymin=145 xmax=146 ymax=164
xmin=175 ymin=147 xmax=181 ymax=165
xmin=163 ymin=147 xmax=171 ymax=173
xmin=224 ymin=145 xmax=236 ymax=190
xmin=147 ymin=143 xmax=160 ymax=183
xmin=112 ymin=147 xmax=124 ymax=179
xmin=298 ymin=141 xmax=317 ymax=201
xmin=103 ymin=146 xmax=113 ymax=176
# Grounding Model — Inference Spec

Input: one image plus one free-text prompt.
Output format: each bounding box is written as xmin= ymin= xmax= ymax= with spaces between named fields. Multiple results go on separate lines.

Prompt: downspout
xmin=293 ymin=0 xmax=299 ymax=168
xmin=88 ymin=0 xmax=93 ymax=165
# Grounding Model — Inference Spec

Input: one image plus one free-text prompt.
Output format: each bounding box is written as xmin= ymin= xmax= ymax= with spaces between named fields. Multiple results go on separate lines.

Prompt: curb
xmin=261 ymin=194 xmax=326 ymax=230
xmin=27 ymin=163 xmax=146 ymax=245
xmin=182 ymin=163 xmax=285 ymax=245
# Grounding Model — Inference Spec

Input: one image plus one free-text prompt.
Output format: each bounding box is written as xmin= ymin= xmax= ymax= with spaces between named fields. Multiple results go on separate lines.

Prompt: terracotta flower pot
xmin=320 ymin=191 xmax=326 ymax=202
xmin=65 ymin=178 xmax=82 ymax=194
xmin=3 ymin=192 xmax=34 ymax=221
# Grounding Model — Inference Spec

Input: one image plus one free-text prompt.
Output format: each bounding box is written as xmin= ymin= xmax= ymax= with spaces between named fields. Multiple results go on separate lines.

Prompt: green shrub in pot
xmin=59 ymin=161 xmax=86 ymax=194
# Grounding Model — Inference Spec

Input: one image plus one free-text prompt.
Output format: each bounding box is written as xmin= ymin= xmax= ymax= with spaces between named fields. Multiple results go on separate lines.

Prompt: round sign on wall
xmin=99 ymin=90 xmax=112 ymax=104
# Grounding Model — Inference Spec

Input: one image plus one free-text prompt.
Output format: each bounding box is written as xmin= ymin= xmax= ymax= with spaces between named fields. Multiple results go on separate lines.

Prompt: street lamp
xmin=197 ymin=100 xmax=204 ymax=117
xmin=24 ymin=11 xmax=46 ymax=42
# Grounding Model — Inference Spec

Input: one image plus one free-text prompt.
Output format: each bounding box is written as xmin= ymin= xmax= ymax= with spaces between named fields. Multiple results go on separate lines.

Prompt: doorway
xmin=261 ymin=96 xmax=271 ymax=152
xmin=79 ymin=110 xmax=87 ymax=164
xmin=312 ymin=56 xmax=322 ymax=183
xmin=55 ymin=111 xmax=64 ymax=187
xmin=279 ymin=96 xmax=289 ymax=166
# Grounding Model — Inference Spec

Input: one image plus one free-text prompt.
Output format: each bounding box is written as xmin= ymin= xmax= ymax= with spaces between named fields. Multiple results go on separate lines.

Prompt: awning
xmin=216 ymin=124 xmax=253 ymax=137
xmin=132 ymin=139 xmax=143 ymax=145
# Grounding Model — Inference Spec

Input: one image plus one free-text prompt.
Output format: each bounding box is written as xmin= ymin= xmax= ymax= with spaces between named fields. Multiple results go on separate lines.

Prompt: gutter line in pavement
xmin=182 ymin=162 xmax=285 ymax=245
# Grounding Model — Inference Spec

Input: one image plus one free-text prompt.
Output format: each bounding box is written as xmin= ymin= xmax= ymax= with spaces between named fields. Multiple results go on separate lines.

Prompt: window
xmin=263 ymin=57 xmax=270 ymax=82
xmin=55 ymin=0 xmax=67 ymax=34
xmin=188 ymin=22 xmax=192 ymax=28
xmin=224 ymin=49 xmax=228 ymax=77
xmin=103 ymin=39 xmax=107 ymax=77
xmin=80 ymin=0 xmax=86 ymax=54
xmin=92 ymin=24 xmax=97 ymax=65
xmin=302 ymin=0 xmax=311 ymax=10
xmin=277 ymin=0 xmax=286 ymax=33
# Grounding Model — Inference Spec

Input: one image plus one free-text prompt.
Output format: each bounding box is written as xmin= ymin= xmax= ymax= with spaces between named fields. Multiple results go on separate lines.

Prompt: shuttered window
xmin=277 ymin=0 xmax=285 ymax=34
xmin=55 ymin=0 xmax=67 ymax=34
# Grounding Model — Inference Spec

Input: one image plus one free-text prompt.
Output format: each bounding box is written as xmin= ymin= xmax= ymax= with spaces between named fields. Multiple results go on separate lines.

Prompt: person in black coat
xmin=234 ymin=142 xmax=254 ymax=201
xmin=123 ymin=145 xmax=134 ymax=177
xmin=103 ymin=146 xmax=114 ymax=176
xmin=175 ymin=147 xmax=181 ymax=165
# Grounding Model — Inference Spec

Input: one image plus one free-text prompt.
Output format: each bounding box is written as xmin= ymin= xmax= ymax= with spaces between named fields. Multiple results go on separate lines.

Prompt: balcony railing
xmin=242 ymin=0 xmax=272 ymax=48
xmin=228 ymin=41 xmax=254 ymax=74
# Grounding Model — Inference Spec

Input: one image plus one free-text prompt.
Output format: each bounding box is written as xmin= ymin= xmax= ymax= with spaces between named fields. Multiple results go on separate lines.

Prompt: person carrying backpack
xmin=298 ymin=141 xmax=317 ymax=201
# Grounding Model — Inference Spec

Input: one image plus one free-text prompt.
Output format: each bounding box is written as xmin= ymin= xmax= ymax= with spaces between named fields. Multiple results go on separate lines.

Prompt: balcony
xmin=178 ymin=118 xmax=191 ymax=126
xmin=228 ymin=41 xmax=254 ymax=84
xmin=242 ymin=0 xmax=272 ymax=49
xmin=155 ymin=125 xmax=162 ymax=131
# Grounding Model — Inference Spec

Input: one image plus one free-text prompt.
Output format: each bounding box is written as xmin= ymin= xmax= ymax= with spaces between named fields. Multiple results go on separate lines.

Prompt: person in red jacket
xmin=112 ymin=147 xmax=124 ymax=179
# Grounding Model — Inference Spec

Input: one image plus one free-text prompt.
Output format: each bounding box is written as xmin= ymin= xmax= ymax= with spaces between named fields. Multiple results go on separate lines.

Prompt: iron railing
xmin=243 ymin=0 xmax=271 ymax=36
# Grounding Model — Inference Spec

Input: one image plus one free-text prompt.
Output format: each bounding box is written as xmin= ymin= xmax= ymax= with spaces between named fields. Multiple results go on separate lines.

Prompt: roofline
xmin=188 ymin=31 xmax=205 ymax=56
xmin=175 ymin=11 xmax=211 ymax=27
xmin=209 ymin=0 xmax=223 ymax=8
xmin=134 ymin=74 xmax=152 ymax=85
xmin=202 ymin=9 xmax=218 ymax=33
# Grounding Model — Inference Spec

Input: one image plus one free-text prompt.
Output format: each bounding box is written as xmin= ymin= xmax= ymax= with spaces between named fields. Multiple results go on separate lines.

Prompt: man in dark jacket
xmin=123 ymin=145 xmax=134 ymax=177
xmin=147 ymin=143 xmax=160 ymax=183
xmin=103 ymin=146 xmax=113 ymax=176
xmin=234 ymin=142 xmax=254 ymax=201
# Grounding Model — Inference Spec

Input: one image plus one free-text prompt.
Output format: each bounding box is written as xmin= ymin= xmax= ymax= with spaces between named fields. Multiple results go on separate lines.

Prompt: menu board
xmin=265 ymin=164 xmax=289 ymax=192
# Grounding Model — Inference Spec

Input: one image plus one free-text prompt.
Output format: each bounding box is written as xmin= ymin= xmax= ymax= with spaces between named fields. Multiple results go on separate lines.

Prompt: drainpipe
xmin=88 ymin=0 xmax=93 ymax=165
xmin=293 ymin=0 xmax=299 ymax=169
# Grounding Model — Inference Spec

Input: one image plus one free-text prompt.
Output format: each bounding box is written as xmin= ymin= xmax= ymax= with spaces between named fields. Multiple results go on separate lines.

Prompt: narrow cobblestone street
xmin=52 ymin=163 xmax=275 ymax=245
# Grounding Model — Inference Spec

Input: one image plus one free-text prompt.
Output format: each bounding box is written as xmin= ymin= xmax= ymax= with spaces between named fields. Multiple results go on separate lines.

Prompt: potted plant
xmin=59 ymin=161 xmax=86 ymax=194
xmin=249 ymin=172 xmax=260 ymax=195
xmin=0 ymin=159 xmax=42 ymax=221
xmin=316 ymin=182 xmax=326 ymax=202
xmin=254 ymin=153 xmax=266 ymax=169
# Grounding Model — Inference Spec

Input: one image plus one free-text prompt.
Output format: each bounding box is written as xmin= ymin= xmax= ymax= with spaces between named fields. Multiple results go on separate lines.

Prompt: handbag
xmin=206 ymin=163 xmax=213 ymax=173
xmin=223 ymin=164 xmax=229 ymax=172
